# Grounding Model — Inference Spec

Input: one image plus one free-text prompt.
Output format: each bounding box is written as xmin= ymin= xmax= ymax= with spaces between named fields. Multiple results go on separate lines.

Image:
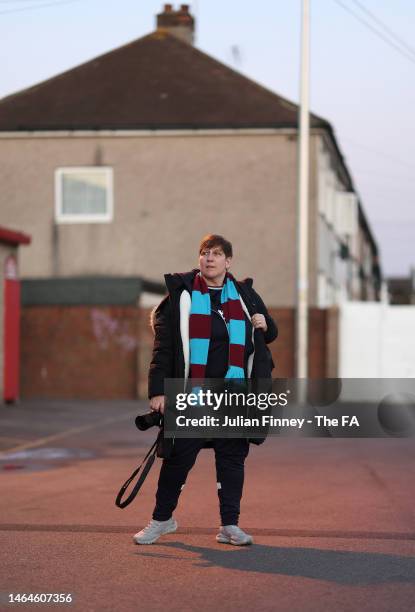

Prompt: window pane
xmin=62 ymin=171 xmax=108 ymax=215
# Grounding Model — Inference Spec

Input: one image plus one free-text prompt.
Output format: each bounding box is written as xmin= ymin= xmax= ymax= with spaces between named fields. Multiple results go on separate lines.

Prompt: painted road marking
xmin=0 ymin=412 xmax=136 ymax=458
xmin=0 ymin=436 xmax=30 ymax=446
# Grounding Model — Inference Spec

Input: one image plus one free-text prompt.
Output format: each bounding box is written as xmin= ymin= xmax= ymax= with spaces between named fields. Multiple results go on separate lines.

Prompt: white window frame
xmin=55 ymin=166 xmax=114 ymax=223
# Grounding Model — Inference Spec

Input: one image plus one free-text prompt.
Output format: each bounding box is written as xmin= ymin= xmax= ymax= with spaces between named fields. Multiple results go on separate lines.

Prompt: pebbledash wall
xmin=0 ymin=131 xmax=319 ymax=308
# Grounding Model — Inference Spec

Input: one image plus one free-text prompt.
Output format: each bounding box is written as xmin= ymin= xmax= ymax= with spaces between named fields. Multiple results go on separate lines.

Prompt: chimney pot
xmin=156 ymin=4 xmax=195 ymax=45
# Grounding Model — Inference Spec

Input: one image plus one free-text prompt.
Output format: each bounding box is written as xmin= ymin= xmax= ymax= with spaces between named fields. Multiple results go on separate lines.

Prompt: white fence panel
xmin=381 ymin=306 xmax=415 ymax=377
xmin=339 ymin=302 xmax=415 ymax=402
xmin=338 ymin=302 xmax=415 ymax=401
xmin=339 ymin=302 xmax=384 ymax=377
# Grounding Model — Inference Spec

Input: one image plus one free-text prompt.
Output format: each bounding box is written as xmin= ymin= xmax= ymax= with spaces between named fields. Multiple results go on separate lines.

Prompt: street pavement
xmin=0 ymin=400 xmax=414 ymax=612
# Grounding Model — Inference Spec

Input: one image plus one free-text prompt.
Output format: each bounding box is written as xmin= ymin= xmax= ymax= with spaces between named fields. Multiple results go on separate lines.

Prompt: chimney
xmin=156 ymin=4 xmax=195 ymax=45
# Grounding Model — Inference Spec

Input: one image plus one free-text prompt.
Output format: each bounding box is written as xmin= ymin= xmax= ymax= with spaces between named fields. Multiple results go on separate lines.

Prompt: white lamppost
xmin=296 ymin=0 xmax=310 ymax=380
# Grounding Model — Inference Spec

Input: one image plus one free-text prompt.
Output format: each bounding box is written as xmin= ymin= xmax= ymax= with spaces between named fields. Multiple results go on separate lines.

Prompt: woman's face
xmin=199 ymin=246 xmax=231 ymax=284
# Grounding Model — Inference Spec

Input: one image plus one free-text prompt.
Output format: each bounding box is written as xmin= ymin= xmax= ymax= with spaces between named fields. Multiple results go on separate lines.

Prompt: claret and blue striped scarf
xmin=189 ymin=271 xmax=246 ymax=380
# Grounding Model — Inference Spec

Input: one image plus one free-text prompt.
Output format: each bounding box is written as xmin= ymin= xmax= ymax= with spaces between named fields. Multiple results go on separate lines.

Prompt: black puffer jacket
xmin=148 ymin=269 xmax=278 ymax=457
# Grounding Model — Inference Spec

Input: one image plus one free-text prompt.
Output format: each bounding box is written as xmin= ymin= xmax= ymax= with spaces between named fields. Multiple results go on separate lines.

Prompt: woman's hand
xmin=150 ymin=395 xmax=166 ymax=415
xmin=251 ymin=313 xmax=268 ymax=332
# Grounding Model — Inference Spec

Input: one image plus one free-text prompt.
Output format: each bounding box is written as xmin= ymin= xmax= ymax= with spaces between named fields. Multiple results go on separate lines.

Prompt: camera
xmin=135 ymin=410 xmax=162 ymax=431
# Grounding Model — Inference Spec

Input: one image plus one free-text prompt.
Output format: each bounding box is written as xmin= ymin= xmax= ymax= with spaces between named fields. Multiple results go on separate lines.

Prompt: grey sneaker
xmin=133 ymin=517 xmax=178 ymax=545
xmin=216 ymin=525 xmax=253 ymax=546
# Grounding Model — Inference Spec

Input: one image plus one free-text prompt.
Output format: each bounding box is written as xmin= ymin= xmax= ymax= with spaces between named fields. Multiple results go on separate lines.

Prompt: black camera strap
xmin=115 ymin=429 xmax=162 ymax=509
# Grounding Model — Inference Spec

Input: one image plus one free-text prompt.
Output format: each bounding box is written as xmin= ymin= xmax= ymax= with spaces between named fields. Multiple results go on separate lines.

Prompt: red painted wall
xmin=4 ymin=278 xmax=20 ymax=401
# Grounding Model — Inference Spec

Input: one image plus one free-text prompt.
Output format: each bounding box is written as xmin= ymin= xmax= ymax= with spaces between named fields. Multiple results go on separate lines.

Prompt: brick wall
xmin=264 ymin=308 xmax=330 ymax=379
xmin=21 ymin=305 xmax=140 ymax=399
xmin=21 ymin=305 xmax=338 ymax=399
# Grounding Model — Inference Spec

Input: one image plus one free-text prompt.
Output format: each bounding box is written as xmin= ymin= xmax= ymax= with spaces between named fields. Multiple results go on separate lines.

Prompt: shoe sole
xmin=133 ymin=522 xmax=178 ymax=545
xmin=216 ymin=534 xmax=253 ymax=546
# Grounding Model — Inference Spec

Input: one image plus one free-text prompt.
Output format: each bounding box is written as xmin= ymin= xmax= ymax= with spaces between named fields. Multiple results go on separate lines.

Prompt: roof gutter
xmin=0 ymin=127 xmax=300 ymax=138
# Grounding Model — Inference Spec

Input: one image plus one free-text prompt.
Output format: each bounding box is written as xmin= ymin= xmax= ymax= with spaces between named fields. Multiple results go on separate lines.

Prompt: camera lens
xmin=135 ymin=411 xmax=162 ymax=431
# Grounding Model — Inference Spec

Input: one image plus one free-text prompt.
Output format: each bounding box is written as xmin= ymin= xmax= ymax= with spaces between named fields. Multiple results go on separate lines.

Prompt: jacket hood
xmin=164 ymin=269 xmax=254 ymax=292
xmin=164 ymin=269 xmax=199 ymax=294
xmin=240 ymin=277 xmax=253 ymax=289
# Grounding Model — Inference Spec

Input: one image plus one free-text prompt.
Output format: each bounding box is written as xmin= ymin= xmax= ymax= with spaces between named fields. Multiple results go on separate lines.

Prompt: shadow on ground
xmin=135 ymin=541 xmax=415 ymax=586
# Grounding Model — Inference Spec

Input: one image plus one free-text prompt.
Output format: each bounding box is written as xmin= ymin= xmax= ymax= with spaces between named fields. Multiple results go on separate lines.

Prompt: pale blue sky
xmin=1 ymin=0 xmax=414 ymax=277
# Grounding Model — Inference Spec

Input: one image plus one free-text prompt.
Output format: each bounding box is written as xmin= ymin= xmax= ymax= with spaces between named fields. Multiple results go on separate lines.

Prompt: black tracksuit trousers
xmin=152 ymin=437 xmax=250 ymax=525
